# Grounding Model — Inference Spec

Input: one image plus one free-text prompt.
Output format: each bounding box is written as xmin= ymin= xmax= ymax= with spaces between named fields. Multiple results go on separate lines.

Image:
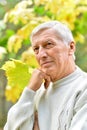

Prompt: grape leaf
xmin=2 ymin=59 xmax=31 ymax=89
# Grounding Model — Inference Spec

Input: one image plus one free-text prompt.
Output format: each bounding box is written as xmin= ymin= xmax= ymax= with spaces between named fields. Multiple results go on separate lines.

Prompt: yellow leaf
xmin=5 ymin=85 xmax=23 ymax=103
xmin=2 ymin=59 xmax=31 ymax=89
xmin=15 ymin=0 xmax=33 ymax=9
xmin=7 ymin=35 xmax=23 ymax=53
xmin=22 ymin=47 xmax=39 ymax=68
xmin=17 ymin=22 xmax=37 ymax=39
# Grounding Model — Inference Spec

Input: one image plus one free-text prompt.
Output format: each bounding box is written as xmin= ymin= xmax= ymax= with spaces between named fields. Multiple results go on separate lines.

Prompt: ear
xmin=69 ymin=41 xmax=75 ymax=55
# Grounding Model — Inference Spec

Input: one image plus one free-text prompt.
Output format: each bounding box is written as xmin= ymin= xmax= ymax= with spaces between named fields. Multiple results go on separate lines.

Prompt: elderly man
xmin=4 ymin=21 xmax=87 ymax=130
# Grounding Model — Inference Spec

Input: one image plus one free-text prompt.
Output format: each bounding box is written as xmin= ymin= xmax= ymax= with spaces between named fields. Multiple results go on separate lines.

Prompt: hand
xmin=28 ymin=69 xmax=51 ymax=91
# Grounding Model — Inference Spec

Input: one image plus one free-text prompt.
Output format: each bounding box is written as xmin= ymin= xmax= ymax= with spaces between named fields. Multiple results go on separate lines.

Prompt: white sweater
xmin=4 ymin=66 xmax=87 ymax=130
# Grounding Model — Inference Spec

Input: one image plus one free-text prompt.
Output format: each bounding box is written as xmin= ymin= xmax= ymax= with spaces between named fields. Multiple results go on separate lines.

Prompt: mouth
xmin=41 ymin=61 xmax=53 ymax=67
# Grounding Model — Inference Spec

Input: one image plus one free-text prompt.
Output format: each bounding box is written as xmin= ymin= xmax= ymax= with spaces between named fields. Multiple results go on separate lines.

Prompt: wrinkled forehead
xmin=30 ymin=26 xmax=58 ymax=42
xmin=31 ymin=28 xmax=63 ymax=44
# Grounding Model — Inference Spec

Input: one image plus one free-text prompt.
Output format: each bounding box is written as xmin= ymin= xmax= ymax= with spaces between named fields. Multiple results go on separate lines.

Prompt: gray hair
xmin=30 ymin=20 xmax=75 ymax=59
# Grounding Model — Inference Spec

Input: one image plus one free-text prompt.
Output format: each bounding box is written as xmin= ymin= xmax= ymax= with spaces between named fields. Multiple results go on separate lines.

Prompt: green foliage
xmin=74 ymin=12 xmax=87 ymax=35
xmin=0 ymin=29 xmax=15 ymax=47
xmin=34 ymin=5 xmax=53 ymax=18
xmin=75 ymin=40 xmax=87 ymax=72
xmin=34 ymin=5 xmax=45 ymax=16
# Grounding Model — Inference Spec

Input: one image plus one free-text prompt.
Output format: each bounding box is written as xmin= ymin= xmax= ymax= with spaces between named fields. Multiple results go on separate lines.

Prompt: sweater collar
xmin=52 ymin=66 xmax=82 ymax=87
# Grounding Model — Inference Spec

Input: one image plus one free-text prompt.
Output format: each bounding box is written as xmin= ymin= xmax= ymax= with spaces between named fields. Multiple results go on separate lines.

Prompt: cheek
xmin=35 ymin=55 xmax=40 ymax=64
xmin=54 ymin=52 xmax=67 ymax=66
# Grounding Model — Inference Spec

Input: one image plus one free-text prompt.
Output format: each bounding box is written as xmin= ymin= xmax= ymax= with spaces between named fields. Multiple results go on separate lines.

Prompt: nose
xmin=38 ymin=46 xmax=47 ymax=58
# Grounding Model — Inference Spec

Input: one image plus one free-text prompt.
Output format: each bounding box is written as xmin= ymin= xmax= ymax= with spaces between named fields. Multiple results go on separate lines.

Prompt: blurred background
xmin=0 ymin=0 xmax=87 ymax=129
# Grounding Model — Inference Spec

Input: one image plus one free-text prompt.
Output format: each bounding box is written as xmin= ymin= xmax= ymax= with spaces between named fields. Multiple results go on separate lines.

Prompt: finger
xmin=37 ymin=68 xmax=51 ymax=88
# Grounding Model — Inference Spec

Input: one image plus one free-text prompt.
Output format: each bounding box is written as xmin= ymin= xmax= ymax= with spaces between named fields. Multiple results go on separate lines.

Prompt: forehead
xmin=32 ymin=28 xmax=57 ymax=37
xmin=32 ymin=28 xmax=62 ymax=45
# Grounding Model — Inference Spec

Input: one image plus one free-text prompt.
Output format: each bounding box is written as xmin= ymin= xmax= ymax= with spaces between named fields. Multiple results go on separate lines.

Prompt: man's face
xmin=32 ymin=29 xmax=74 ymax=81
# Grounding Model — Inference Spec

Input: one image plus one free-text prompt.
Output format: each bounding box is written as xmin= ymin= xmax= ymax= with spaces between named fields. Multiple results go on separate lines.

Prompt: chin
xmin=42 ymin=67 xmax=55 ymax=75
xmin=42 ymin=68 xmax=50 ymax=74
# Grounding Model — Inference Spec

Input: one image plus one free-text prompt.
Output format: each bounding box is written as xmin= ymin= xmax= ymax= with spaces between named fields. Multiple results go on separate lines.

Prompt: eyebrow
xmin=32 ymin=38 xmax=54 ymax=48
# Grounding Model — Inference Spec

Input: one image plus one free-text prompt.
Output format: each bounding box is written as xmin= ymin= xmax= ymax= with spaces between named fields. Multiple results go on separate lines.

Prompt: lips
xmin=41 ymin=61 xmax=53 ymax=67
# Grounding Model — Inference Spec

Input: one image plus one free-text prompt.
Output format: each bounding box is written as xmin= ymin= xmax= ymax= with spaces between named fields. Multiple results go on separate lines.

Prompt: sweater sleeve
xmin=4 ymin=87 xmax=36 ymax=130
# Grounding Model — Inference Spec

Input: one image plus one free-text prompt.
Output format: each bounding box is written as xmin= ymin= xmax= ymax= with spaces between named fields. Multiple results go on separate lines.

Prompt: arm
xmin=4 ymin=87 xmax=36 ymax=130
xmin=4 ymin=69 xmax=50 ymax=130
xmin=69 ymin=89 xmax=87 ymax=130
xmin=70 ymin=104 xmax=87 ymax=130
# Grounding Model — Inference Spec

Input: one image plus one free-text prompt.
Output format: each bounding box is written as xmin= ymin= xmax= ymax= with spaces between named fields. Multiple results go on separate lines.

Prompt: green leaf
xmin=34 ymin=5 xmax=45 ymax=16
xmin=6 ymin=29 xmax=15 ymax=37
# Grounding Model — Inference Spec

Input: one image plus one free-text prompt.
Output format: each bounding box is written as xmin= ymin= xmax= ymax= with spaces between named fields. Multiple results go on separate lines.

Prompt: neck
xmin=51 ymin=60 xmax=76 ymax=82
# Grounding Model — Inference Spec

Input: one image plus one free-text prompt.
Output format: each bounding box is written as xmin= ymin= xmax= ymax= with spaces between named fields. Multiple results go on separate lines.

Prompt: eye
xmin=47 ymin=42 xmax=52 ymax=45
xmin=33 ymin=47 xmax=39 ymax=54
xmin=46 ymin=41 xmax=54 ymax=48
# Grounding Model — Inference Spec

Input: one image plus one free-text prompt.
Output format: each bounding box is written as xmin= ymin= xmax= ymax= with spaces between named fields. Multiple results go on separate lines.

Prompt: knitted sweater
xmin=4 ymin=66 xmax=87 ymax=130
